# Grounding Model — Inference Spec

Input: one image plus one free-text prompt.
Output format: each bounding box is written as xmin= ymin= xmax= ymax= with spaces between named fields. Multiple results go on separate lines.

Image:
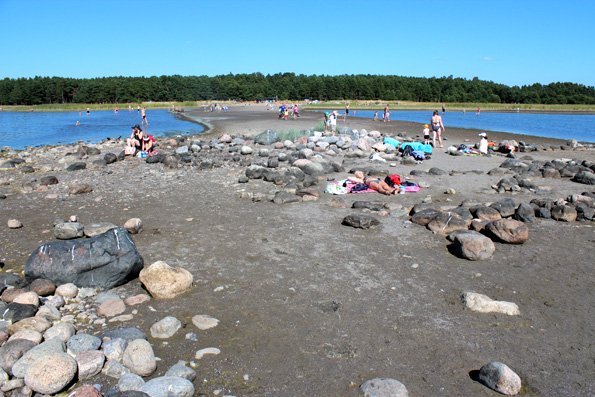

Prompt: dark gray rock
xmin=576 ymin=204 xmax=595 ymax=221
xmin=535 ymin=207 xmax=551 ymax=219
xmin=40 ymin=176 xmax=59 ymax=186
xmin=0 ymin=273 xmax=26 ymax=292
xmin=451 ymin=206 xmax=472 ymax=220
xmin=254 ymin=130 xmax=279 ymax=145
xmin=246 ymin=165 xmax=266 ymax=179
xmin=531 ymin=198 xmax=555 ymax=210
xmin=410 ymin=208 xmax=441 ymax=226
xmin=272 ymin=191 xmax=301 ymax=204
xmin=0 ymin=338 xmax=37 ymax=374
xmin=3 ymin=303 xmax=38 ymax=323
xmin=342 ymin=214 xmax=380 ymax=229
xmin=145 ymin=154 xmax=164 ymax=164
xmin=24 ymin=227 xmax=143 ymax=289
xmin=428 ymin=167 xmax=447 ymax=176
xmin=490 ymin=198 xmax=517 ymax=218
xmin=104 ymin=153 xmax=118 ymax=164
xmin=102 ymin=327 xmax=146 ymax=342
xmin=352 ymin=201 xmax=386 ymax=212
xmin=572 ymin=171 xmax=595 ymax=185
xmin=66 ymin=162 xmax=86 ymax=171
xmin=514 ymin=202 xmax=535 ymax=223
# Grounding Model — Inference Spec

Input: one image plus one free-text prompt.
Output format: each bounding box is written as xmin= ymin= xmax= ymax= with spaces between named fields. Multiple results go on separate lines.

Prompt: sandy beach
xmin=0 ymin=104 xmax=593 ymax=396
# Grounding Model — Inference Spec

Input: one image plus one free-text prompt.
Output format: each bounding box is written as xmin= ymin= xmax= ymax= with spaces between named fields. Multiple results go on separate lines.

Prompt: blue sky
xmin=1 ymin=0 xmax=593 ymax=87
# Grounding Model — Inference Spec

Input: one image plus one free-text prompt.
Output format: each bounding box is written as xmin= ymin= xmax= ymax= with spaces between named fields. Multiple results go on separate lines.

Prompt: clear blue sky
xmin=1 ymin=0 xmax=593 ymax=87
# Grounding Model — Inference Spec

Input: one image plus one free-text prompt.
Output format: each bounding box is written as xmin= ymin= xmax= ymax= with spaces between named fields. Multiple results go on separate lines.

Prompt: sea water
xmin=0 ymin=109 xmax=204 ymax=150
xmin=336 ymin=109 xmax=595 ymax=143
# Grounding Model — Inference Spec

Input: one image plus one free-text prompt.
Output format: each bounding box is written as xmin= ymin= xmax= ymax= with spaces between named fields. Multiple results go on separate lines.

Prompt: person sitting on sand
xmin=143 ymin=133 xmax=157 ymax=154
xmin=478 ymin=132 xmax=489 ymax=154
xmin=349 ymin=171 xmax=397 ymax=195
xmin=126 ymin=124 xmax=144 ymax=155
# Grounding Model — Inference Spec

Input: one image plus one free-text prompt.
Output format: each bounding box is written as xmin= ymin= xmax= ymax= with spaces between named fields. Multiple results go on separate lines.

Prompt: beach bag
xmin=325 ymin=181 xmax=348 ymax=195
xmin=385 ymin=174 xmax=401 ymax=187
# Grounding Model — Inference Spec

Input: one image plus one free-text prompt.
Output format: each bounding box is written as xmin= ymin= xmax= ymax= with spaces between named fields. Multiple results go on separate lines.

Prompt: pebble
xmin=191 ymin=314 xmax=220 ymax=330
xmin=7 ymin=219 xmax=23 ymax=229
xmin=140 ymin=376 xmax=195 ymax=397
xmin=360 ymin=377 xmax=409 ymax=397
xmin=150 ymin=316 xmax=182 ymax=339
xmin=195 ymin=347 xmax=221 ymax=360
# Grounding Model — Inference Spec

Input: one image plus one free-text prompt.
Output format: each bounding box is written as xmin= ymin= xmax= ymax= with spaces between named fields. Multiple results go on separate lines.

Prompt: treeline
xmin=1 ymin=73 xmax=594 ymax=105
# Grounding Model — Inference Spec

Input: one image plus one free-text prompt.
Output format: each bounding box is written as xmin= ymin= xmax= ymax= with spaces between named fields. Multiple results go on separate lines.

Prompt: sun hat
xmin=478 ymin=132 xmax=487 ymax=137
xmin=424 ymin=124 xmax=429 ymax=128
xmin=131 ymin=124 xmax=141 ymax=129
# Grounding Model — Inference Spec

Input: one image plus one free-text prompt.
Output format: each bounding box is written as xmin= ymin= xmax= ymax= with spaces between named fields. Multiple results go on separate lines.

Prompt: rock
xmin=7 ymin=219 xmax=23 ymax=229
xmin=3 ymin=303 xmax=38 ymax=323
xmin=428 ymin=167 xmax=447 ymax=175
xmin=342 ymin=214 xmax=380 ymax=229
xmin=139 ymin=261 xmax=193 ymax=299
xmin=76 ymin=350 xmax=105 ymax=379
xmin=28 ymin=279 xmax=56 ymax=296
xmin=551 ymin=205 xmax=578 ymax=222
xmin=24 ymin=352 xmax=77 ymax=395
xmin=53 ymin=222 xmax=84 ymax=239
xmin=140 ymin=376 xmax=195 ymax=397
xmin=489 ymin=198 xmax=517 ymax=218
xmin=12 ymin=291 xmax=39 ymax=307
xmin=68 ymin=182 xmax=93 ymax=194
xmin=240 ymin=145 xmax=253 ymax=155
xmin=485 ymin=219 xmax=529 ymax=244
xmin=12 ymin=338 xmax=65 ymax=378
xmin=195 ymin=347 xmax=220 ymax=360
xmin=102 ymin=337 xmax=128 ymax=362
xmin=254 ymin=130 xmax=279 ymax=145
xmin=8 ymin=329 xmax=42 ymax=345
xmin=123 ymin=218 xmax=143 ymax=234
xmin=449 ymin=231 xmax=495 ymax=260
xmin=55 ymin=283 xmax=78 ymax=298
xmin=514 ymin=202 xmax=535 ymax=223
xmin=25 ymin=227 xmax=144 ymax=289
xmin=572 ymin=171 xmax=595 ymax=185
xmin=191 ymin=314 xmax=219 ymax=330
xmin=67 ymin=333 xmax=102 ymax=355
xmin=36 ymin=303 xmax=61 ymax=322
xmin=0 ymin=339 xmax=36 ymax=374
xmin=461 ymin=292 xmax=520 ymax=315
xmin=478 ymin=361 xmax=522 ymax=395
xmin=8 ymin=316 xmax=51 ymax=335
xmin=427 ymin=212 xmax=470 ymax=235
xmin=352 ymin=201 xmax=387 ymax=212
xmin=84 ymin=221 xmax=117 ymax=237
xmin=118 ymin=372 xmax=146 ymax=392
xmin=472 ymin=206 xmax=502 ymax=221
xmin=174 ymin=146 xmax=189 ymax=155
xmin=104 ymin=153 xmax=118 ymax=164
xmin=246 ymin=165 xmax=266 ymax=179
xmin=69 ymin=384 xmax=103 ymax=397
xmin=43 ymin=322 xmax=76 ymax=342
xmin=165 ymin=361 xmax=196 ymax=381
xmin=122 ymin=339 xmax=156 ymax=376
xmin=150 ymin=316 xmax=182 ymax=339
xmin=97 ymin=297 xmax=126 ymax=317
xmin=124 ymin=294 xmax=151 ymax=306
xmin=102 ymin=358 xmax=131 ymax=378
xmin=66 ymin=162 xmax=86 ymax=171
xmin=272 ymin=191 xmax=301 ymax=204
xmin=360 ymin=377 xmax=409 ymax=397
xmin=102 ymin=327 xmax=146 ymax=342
xmin=40 ymin=176 xmax=59 ymax=186
xmin=410 ymin=208 xmax=441 ymax=226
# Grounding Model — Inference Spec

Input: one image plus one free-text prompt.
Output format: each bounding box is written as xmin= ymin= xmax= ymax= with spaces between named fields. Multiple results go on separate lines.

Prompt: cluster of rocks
xmin=0 ymin=273 xmax=212 ymax=397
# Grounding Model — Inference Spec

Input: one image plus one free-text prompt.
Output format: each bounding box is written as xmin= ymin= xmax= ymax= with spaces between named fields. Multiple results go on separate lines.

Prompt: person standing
xmin=383 ymin=104 xmax=390 ymax=123
xmin=141 ymin=107 xmax=149 ymax=126
xmin=430 ymin=110 xmax=445 ymax=148
xmin=344 ymin=104 xmax=350 ymax=122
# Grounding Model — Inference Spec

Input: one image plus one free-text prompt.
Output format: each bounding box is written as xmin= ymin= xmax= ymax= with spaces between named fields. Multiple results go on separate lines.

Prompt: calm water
xmin=0 ymin=109 xmax=204 ymax=150
xmin=340 ymin=110 xmax=595 ymax=143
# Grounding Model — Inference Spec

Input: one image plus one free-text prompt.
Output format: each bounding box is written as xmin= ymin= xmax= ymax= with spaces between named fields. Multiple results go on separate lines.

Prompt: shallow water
xmin=0 ymin=109 xmax=204 ymax=150
xmin=336 ymin=109 xmax=595 ymax=143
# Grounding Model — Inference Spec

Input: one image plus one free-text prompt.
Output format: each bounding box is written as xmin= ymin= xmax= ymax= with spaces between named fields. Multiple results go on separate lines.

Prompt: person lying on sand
xmin=349 ymin=171 xmax=397 ymax=195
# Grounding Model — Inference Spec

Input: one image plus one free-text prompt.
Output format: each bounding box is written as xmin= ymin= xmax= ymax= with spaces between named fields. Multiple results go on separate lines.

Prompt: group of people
xmin=126 ymin=124 xmax=156 ymax=157
xmin=423 ymin=110 xmax=446 ymax=148
xmin=278 ymin=103 xmax=300 ymax=119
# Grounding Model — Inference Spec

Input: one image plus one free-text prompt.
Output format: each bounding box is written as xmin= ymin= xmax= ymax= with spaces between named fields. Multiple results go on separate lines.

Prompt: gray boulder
xmin=342 ymin=214 xmax=380 ymax=229
xmin=254 ymin=130 xmax=279 ymax=145
xmin=572 ymin=171 xmax=595 ymax=185
xmin=24 ymin=227 xmax=143 ymax=289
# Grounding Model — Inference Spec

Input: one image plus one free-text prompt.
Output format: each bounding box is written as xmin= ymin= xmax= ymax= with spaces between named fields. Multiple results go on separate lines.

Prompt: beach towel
xmin=383 ymin=136 xmax=401 ymax=150
xmin=325 ymin=180 xmax=348 ymax=195
xmin=401 ymin=142 xmax=433 ymax=154
xmin=345 ymin=181 xmax=376 ymax=194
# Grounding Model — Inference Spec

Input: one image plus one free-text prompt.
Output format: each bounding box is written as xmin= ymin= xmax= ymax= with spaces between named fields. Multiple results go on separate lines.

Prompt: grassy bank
xmin=303 ymin=100 xmax=595 ymax=113
xmin=0 ymin=101 xmax=224 ymax=112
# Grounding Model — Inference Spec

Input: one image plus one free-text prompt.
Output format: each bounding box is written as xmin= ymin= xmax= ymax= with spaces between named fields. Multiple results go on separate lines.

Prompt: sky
xmin=1 ymin=0 xmax=593 ymax=87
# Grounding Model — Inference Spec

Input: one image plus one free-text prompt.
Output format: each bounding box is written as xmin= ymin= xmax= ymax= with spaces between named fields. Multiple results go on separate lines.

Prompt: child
xmin=478 ymin=132 xmax=488 ymax=154
xmin=423 ymin=124 xmax=431 ymax=144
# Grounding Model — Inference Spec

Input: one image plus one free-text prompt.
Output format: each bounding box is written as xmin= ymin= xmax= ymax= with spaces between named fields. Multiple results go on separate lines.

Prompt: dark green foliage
xmin=0 ymin=74 xmax=593 ymax=105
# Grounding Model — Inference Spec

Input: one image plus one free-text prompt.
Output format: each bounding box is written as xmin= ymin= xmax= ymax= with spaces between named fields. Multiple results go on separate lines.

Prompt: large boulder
xmin=572 ymin=171 xmax=595 ymax=185
xmin=24 ymin=227 xmax=143 ymax=289
xmin=449 ymin=231 xmax=495 ymax=260
xmin=254 ymin=130 xmax=279 ymax=145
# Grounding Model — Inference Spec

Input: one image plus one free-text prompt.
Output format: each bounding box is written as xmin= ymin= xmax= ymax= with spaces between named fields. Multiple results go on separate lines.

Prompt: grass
xmin=303 ymin=100 xmax=595 ymax=112
xmin=0 ymin=100 xmax=231 ymax=112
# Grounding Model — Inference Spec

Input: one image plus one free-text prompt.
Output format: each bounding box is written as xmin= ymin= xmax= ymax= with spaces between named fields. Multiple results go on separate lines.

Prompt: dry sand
xmin=0 ymin=104 xmax=593 ymax=396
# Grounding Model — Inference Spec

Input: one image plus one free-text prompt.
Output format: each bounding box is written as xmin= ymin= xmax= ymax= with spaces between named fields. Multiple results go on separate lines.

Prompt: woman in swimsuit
xmin=430 ymin=110 xmax=445 ymax=148
xmin=350 ymin=171 xmax=397 ymax=195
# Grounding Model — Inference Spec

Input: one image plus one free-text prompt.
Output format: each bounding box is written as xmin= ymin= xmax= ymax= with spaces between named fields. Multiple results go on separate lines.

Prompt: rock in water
xmin=478 ymin=361 xmax=522 ymax=395
xmin=24 ymin=227 xmax=143 ymax=289
xmin=360 ymin=377 xmax=409 ymax=397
